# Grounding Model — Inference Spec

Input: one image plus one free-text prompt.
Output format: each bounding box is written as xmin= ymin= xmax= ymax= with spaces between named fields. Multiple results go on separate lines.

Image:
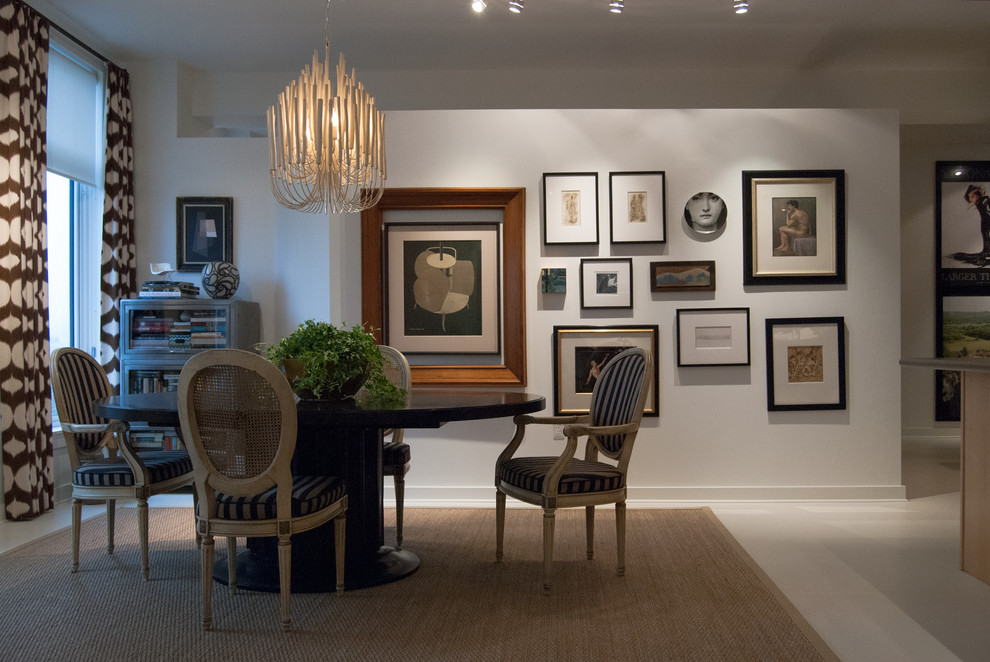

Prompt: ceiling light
xmin=267 ymin=0 xmax=387 ymax=214
xmin=509 ymin=0 xmax=524 ymax=13
xmin=472 ymin=0 xmax=487 ymax=12
xmin=609 ymin=0 xmax=624 ymax=13
xmin=734 ymin=1 xmax=749 ymax=14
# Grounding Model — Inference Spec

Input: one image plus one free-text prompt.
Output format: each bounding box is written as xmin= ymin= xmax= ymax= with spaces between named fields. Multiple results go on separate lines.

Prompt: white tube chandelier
xmin=267 ymin=2 xmax=387 ymax=214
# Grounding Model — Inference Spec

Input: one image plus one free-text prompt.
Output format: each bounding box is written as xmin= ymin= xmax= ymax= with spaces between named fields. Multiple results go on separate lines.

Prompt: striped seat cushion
xmin=73 ymin=450 xmax=192 ymax=487
xmin=382 ymin=441 xmax=411 ymax=468
xmin=498 ymin=456 xmax=624 ymax=495
xmin=213 ymin=475 xmax=347 ymax=520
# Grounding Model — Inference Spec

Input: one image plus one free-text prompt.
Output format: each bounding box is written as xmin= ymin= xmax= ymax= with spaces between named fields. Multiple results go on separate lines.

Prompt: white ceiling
xmin=26 ymin=0 xmax=990 ymax=76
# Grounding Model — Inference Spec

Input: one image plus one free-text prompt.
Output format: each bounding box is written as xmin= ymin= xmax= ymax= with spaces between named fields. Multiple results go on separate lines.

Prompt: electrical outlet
xmin=552 ymin=424 xmax=565 ymax=440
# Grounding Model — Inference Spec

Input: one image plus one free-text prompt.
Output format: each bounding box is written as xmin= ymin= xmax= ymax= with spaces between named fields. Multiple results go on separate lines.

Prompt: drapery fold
xmin=0 ymin=0 xmax=52 ymax=520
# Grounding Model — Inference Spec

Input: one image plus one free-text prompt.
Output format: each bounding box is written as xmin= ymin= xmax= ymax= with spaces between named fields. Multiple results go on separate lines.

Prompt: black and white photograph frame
xmin=552 ymin=324 xmax=659 ymax=416
xmin=765 ymin=316 xmax=846 ymax=411
xmin=384 ymin=223 xmax=501 ymax=355
xmin=742 ymin=170 xmax=846 ymax=286
xmin=580 ymin=257 xmax=633 ymax=309
xmin=676 ymin=308 xmax=750 ymax=367
xmin=609 ymin=171 xmax=666 ymax=244
xmin=542 ymin=172 xmax=599 ymax=245
xmin=176 ymin=196 xmax=232 ymax=272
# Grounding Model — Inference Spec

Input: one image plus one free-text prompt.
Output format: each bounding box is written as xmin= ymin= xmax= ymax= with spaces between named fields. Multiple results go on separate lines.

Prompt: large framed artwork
xmin=676 ymin=307 xmax=750 ymax=367
xmin=580 ymin=258 xmax=633 ymax=309
xmin=542 ymin=172 xmax=599 ymax=245
xmin=176 ymin=197 xmax=232 ymax=272
xmin=384 ymin=223 xmax=500 ymax=354
xmin=765 ymin=316 xmax=846 ymax=411
xmin=608 ymin=171 xmax=666 ymax=244
xmin=934 ymin=162 xmax=990 ymax=421
xmin=361 ymin=188 xmax=527 ymax=386
xmin=552 ymin=325 xmax=659 ymax=416
xmin=742 ymin=170 xmax=845 ymax=286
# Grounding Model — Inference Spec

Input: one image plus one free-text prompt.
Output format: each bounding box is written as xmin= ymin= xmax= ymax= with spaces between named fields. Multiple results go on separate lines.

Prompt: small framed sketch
xmin=765 ymin=316 xmax=846 ymax=411
xmin=609 ymin=171 xmax=666 ymax=243
xmin=650 ymin=260 xmax=716 ymax=293
xmin=176 ymin=196 xmax=232 ymax=272
xmin=676 ymin=308 xmax=750 ymax=367
xmin=552 ymin=324 xmax=659 ymax=416
xmin=580 ymin=257 xmax=633 ymax=309
xmin=542 ymin=172 xmax=599 ymax=245
xmin=742 ymin=170 xmax=846 ymax=286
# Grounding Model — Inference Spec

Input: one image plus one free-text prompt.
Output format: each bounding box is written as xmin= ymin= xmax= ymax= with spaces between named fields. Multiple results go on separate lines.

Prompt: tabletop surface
xmin=900 ymin=357 xmax=990 ymax=373
xmin=94 ymin=389 xmax=546 ymax=429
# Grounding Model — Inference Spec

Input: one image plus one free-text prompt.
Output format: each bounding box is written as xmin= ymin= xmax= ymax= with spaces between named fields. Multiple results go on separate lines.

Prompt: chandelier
xmin=267 ymin=1 xmax=387 ymax=214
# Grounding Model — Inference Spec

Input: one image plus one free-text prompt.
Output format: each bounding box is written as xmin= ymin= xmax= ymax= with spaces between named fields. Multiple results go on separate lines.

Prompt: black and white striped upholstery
xmin=589 ymin=350 xmax=648 ymax=454
xmin=212 ymin=475 xmax=346 ymax=520
xmin=73 ymin=451 xmax=193 ymax=487
xmin=497 ymin=457 xmax=623 ymax=494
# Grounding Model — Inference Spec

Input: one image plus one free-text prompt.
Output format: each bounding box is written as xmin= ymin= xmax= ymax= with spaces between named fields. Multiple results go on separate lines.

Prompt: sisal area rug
xmin=0 ymin=507 xmax=837 ymax=661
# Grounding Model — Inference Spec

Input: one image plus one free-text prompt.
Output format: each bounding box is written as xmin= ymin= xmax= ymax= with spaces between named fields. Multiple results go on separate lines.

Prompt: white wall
xmin=126 ymin=61 xmax=904 ymax=502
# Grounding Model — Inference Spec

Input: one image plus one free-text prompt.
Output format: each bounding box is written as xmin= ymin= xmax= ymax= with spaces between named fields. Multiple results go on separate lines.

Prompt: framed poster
xmin=176 ymin=197 xmax=232 ymax=272
xmin=650 ymin=260 xmax=716 ymax=293
xmin=385 ymin=224 xmax=500 ymax=354
xmin=542 ymin=172 xmax=599 ymax=245
xmin=765 ymin=316 xmax=846 ymax=411
xmin=552 ymin=325 xmax=659 ymax=416
xmin=742 ymin=170 xmax=845 ymax=286
xmin=676 ymin=308 xmax=750 ymax=367
xmin=609 ymin=171 xmax=666 ymax=244
xmin=580 ymin=257 xmax=633 ymax=309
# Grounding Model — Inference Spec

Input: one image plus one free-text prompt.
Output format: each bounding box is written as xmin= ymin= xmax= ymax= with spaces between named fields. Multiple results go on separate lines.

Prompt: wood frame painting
xmin=580 ymin=257 xmax=633 ymax=309
xmin=552 ymin=324 xmax=659 ymax=416
xmin=542 ymin=172 xmax=599 ymax=245
xmin=765 ymin=316 xmax=846 ymax=411
xmin=742 ymin=170 xmax=845 ymax=286
xmin=176 ymin=196 xmax=232 ymax=272
xmin=362 ymin=188 xmax=527 ymax=386
xmin=676 ymin=307 xmax=750 ymax=367
xmin=650 ymin=260 xmax=716 ymax=293
xmin=609 ymin=170 xmax=666 ymax=244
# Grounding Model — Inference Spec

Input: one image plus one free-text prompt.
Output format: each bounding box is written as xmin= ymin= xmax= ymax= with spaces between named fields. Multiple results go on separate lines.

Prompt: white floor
xmin=1 ymin=447 xmax=987 ymax=661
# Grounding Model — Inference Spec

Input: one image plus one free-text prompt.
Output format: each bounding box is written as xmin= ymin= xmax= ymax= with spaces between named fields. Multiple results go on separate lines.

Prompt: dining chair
xmin=378 ymin=345 xmax=412 ymax=548
xmin=50 ymin=347 xmax=195 ymax=580
xmin=494 ymin=347 xmax=652 ymax=593
xmin=177 ymin=348 xmax=348 ymax=631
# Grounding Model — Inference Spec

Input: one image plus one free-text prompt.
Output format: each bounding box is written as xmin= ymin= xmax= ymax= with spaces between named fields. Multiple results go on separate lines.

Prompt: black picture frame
xmin=765 ymin=316 xmax=846 ymax=411
xmin=176 ymin=197 xmax=232 ymax=272
xmin=580 ymin=257 xmax=633 ymax=309
xmin=676 ymin=307 xmax=750 ymax=367
xmin=650 ymin=260 xmax=716 ymax=293
xmin=608 ymin=170 xmax=667 ymax=244
xmin=542 ymin=172 xmax=599 ymax=245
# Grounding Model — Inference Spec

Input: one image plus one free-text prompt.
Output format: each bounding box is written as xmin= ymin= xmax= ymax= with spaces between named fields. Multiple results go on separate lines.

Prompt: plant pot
xmin=282 ymin=358 xmax=367 ymax=401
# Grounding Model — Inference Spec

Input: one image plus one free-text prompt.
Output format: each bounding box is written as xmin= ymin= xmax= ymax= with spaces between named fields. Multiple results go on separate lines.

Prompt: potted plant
xmin=263 ymin=320 xmax=405 ymax=406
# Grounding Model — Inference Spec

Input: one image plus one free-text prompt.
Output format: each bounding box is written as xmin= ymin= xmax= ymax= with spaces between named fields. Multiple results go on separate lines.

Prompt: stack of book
xmin=138 ymin=280 xmax=200 ymax=299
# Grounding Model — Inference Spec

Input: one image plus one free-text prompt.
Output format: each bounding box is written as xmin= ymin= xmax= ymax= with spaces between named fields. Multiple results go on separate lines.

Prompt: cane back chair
xmin=378 ymin=345 xmax=412 ymax=548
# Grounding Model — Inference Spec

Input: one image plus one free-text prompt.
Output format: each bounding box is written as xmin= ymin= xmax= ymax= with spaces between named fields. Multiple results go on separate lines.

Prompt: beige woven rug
xmin=0 ymin=506 xmax=836 ymax=661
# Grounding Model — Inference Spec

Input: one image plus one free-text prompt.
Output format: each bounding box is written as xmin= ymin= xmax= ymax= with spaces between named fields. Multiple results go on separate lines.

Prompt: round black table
xmin=94 ymin=389 xmax=545 ymax=592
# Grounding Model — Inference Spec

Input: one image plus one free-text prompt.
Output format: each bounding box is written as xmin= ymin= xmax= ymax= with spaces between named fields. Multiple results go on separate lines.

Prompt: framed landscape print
xmin=542 ymin=172 xmax=599 ymax=245
xmin=384 ymin=223 xmax=500 ymax=354
xmin=676 ymin=308 xmax=750 ymax=367
xmin=742 ymin=170 xmax=845 ymax=286
xmin=650 ymin=260 xmax=716 ymax=293
xmin=580 ymin=257 xmax=633 ymax=309
xmin=176 ymin=196 xmax=232 ymax=272
xmin=765 ymin=316 xmax=846 ymax=411
xmin=609 ymin=171 xmax=666 ymax=244
xmin=552 ymin=325 xmax=659 ymax=416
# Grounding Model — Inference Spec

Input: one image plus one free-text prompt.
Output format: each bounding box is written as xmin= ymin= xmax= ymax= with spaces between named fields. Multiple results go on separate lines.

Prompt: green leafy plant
xmin=263 ymin=320 xmax=405 ymax=406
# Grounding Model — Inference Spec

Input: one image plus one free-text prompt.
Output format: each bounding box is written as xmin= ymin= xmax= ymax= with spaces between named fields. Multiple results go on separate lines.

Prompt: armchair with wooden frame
xmin=377 ymin=345 xmax=412 ymax=548
xmin=495 ymin=347 xmax=652 ymax=593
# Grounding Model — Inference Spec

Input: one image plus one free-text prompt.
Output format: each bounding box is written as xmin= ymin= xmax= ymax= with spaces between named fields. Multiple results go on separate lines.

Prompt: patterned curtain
xmin=0 ymin=0 xmax=52 ymax=521
xmin=99 ymin=63 xmax=136 ymax=389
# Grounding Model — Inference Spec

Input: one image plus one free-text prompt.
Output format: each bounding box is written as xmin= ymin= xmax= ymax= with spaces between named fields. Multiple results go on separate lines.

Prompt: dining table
xmin=94 ymin=388 xmax=545 ymax=592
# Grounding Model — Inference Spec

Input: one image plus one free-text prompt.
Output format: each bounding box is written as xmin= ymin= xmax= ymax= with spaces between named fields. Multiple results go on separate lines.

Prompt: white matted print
xmin=542 ymin=172 xmax=599 ymax=245
xmin=609 ymin=171 xmax=666 ymax=244
xmin=676 ymin=308 xmax=750 ymax=366
xmin=580 ymin=257 xmax=633 ymax=309
xmin=765 ymin=316 xmax=846 ymax=411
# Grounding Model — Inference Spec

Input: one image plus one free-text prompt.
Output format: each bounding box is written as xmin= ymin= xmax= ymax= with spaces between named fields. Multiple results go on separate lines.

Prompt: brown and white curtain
xmin=0 ymin=0 xmax=52 ymax=521
xmin=100 ymin=63 xmax=136 ymax=388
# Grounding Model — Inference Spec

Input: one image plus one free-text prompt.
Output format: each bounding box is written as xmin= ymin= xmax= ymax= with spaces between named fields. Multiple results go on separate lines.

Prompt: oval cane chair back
xmin=378 ymin=345 xmax=412 ymax=547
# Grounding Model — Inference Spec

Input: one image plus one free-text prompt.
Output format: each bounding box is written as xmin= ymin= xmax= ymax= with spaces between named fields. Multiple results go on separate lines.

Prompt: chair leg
xmin=71 ymin=498 xmax=82 ymax=573
xmin=495 ymin=489 xmax=506 ymax=561
xmin=201 ymin=535 xmax=214 ymax=630
xmin=542 ymin=507 xmax=556 ymax=594
xmin=394 ymin=473 xmax=405 ymax=549
xmin=226 ymin=537 xmax=238 ymax=594
xmin=334 ymin=515 xmax=346 ymax=596
xmin=106 ymin=499 xmax=116 ymax=554
xmin=278 ymin=535 xmax=292 ymax=631
xmin=138 ymin=497 xmax=150 ymax=581
xmin=192 ymin=491 xmax=202 ymax=548
xmin=616 ymin=501 xmax=626 ymax=577
xmin=585 ymin=505 xmax=595 ymax=560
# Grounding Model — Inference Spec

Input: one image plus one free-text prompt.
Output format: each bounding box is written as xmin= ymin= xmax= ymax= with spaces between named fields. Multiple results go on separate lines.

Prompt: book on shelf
xmin=139 ymin=281 xmax=200 ymax=299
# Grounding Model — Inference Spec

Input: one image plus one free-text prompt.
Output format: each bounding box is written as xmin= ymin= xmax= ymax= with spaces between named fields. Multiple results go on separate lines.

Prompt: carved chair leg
xmin=226 ymin=536 xmax=238 ymax=594
xmin=278 ymin=535 xmax=292 ymax=631
xmin=334 ymin=515 xmax=346 ymax=596
xmin=72 ymin=498 xmax=82 ymax=572
xmin=201 ymin=536 xmax=214 ymax=630
xmin=585 ymin=505 xmax=595 ymax=560
xmin=616 ymin=501 xmax=626 ymax=577
xmin=543 ymin=507 xmax=556 ymax=594
xmin=106 ymin=499 xmax=116 ymax=554
xmin=495 ymin=489 xmax=506 ymax=561
xmin=138 ymin=497 xmax=150 ymax=581
xmin=393 ymin=473 xmax=405 ymax=549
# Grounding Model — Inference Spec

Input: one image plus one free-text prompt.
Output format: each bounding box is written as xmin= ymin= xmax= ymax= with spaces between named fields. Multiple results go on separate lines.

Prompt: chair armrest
xmin=513 ymin=413 xmax=588 ymax=426
xmin=562 ymin=421 xmax=639 ymax=439
xmin=109 ymin=421 xmax=153 ymax=486
xmin=60 ymin=422 xmax=114 ymax=435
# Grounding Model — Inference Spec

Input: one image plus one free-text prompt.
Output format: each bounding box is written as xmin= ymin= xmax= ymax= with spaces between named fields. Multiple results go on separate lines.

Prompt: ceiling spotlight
xmin=609 ymin=0 xmax=624 ymax=13
xmin=472 ymin=0 xmax=487 ymax=13
xmin=509 ymin=0 xmax=524 ymax=13
xmin=734 ymin=0 xmax=749 ymax=14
